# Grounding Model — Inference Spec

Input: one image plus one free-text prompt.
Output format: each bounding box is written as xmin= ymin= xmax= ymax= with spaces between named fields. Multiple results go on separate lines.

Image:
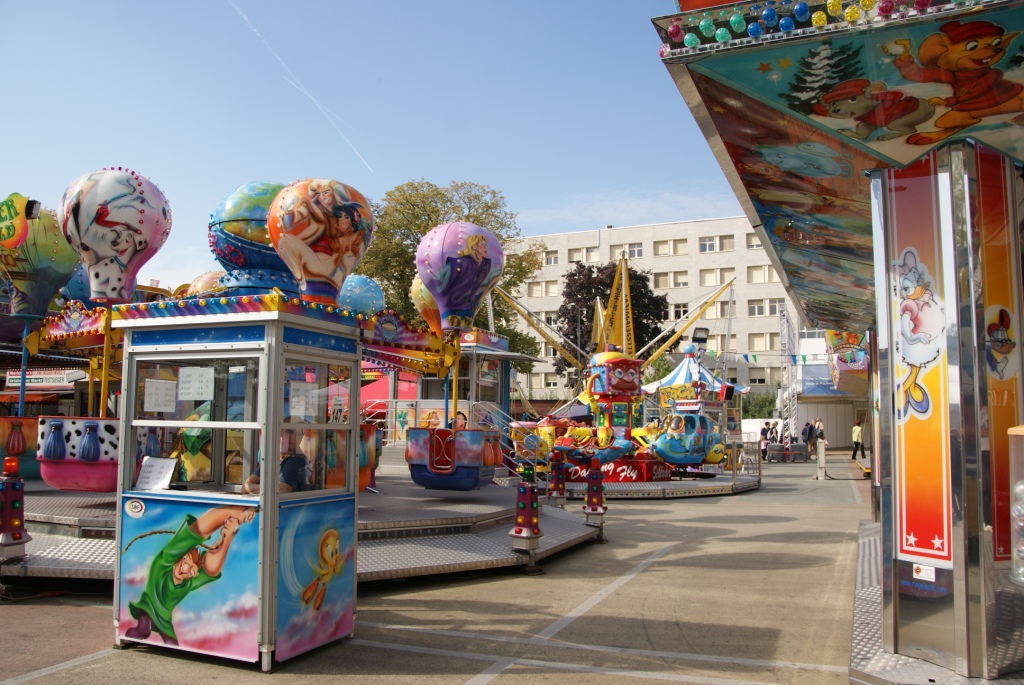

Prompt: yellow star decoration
xmin=777 ymin=58 xmax=793 ymax=69
xmin=757 ymin=62 xmax=773 ymax=74
xmin=711 ymin=104 xmax=727 ymax=113
xmin=775 ymin=117 xmax=789 ymax=127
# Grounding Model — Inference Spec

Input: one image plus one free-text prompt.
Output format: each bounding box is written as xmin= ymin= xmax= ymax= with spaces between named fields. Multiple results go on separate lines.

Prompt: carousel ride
xmin=3 ymin=171 xmax=515 ymax=495
xmin=498 ymin=256 xmax=754 ymax=488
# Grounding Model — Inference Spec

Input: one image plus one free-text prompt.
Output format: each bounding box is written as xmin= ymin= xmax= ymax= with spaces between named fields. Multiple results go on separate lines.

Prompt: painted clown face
xmin=607 ymin=360 xmax=641 ymax=393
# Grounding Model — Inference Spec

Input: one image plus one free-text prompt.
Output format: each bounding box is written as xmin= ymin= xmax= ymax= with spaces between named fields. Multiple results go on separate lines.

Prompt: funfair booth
xmin=111 ymin=294 xmax=361 ymax=670
xmin=109 ymin=176 xmax=373 ymax=670
xmin=652 ymin=0 xmax=1024 ymax=678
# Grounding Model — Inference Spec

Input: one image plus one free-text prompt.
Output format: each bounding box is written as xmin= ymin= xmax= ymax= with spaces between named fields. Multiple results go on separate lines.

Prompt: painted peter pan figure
xmin=124 ymin=505 xmax=256 ymax=645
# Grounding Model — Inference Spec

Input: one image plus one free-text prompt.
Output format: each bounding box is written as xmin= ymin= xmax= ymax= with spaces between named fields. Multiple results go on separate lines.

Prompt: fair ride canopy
xmin=642 ymin=343 xmax=751 ymax=395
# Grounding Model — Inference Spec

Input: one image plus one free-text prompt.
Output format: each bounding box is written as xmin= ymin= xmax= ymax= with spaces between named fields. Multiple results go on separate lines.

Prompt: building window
xmin=653 ymin=272 xmax=670 ymax=289
xmin=727 ymin=367 xmax=738 ymax=384
xmin=610 ymin=244 xmax=624 ymax=260
xmin=544 ymin=311 xmax=556 ymax=325
xmin=699 ymin=235 xmax=734 ymax=253
xmin=672 ymin=271 xmax=688 ymax=288
xmin=544 ymin=250 xmax=558 ymax=266
xmin=800 ymin=327 xmax=826 ymax=339
xmin=544 ymin=373 xmax=559 ymax=388
xmin=628 ymin=242 xmax=643 ymax=258
xmin=527 ymin=282 xmax=544 ymax=298
xmin=747 ymin=264 xmax=782 ymax=283
xmin=544 ymin=280 xmax=559 ymax=297
xmin=746 ymin=233 xmax=762 ymax=249
xmin=585 ymin=246 xmax=600 ymax=263
xmin=568 ymin=248 xmax=582 ymax=263
xmin=531 ymin=373 xmax=542 ymax=389
xmin=544 ymin=344 xmax=558 ymax=358
xmin=654 ymin=240 xmax=670 ymax=256
xmin=703 ymin=302 xmax=731 ymax=320
xmin=748 ymin=299 xmax=766 ymax=317
xmin=707 ymin=334 xmax=737 ymax=352
xmin=750 ymin=332 xmax=781 ymax=350
xmin=768 ymin=367 xmax=784 ymax=385
xmin=768 ymin=297 xmax=786 ymax=316
xmin=673 ymin=238 xmax=688 ymax=255
xmin=672 ymin=302 xmax=689 ymax=320
xmin=700 ymin=268 xmax=733 ymax=287
xmin=748 ymin=367 xmax=767 ymax=384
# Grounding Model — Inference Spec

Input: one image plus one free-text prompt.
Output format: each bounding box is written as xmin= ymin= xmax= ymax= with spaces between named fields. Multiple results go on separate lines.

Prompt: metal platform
xmin=381 ymin=443 xmax=762 ymax=500
xmin=0 ymin=474 xmax=601 ymax=582
xmin=563 ymin=469 xmax=761 ymax=499
xmin=849 ymin=521 xmax=1024 ymax=684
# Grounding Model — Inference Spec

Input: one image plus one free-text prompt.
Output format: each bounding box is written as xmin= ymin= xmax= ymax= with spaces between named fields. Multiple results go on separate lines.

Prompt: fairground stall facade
xmin=653 ymin=0 xmax=1024 ymax=679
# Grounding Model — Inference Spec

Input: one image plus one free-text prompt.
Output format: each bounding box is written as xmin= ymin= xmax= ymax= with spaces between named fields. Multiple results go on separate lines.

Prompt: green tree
xmin=551 ymin=261 xmax=669 ymax=383
xmin=742 ymin=389 xmax=778 ymax=419
xmin=642 ymin=355 xmax=673 ymax=386
xmin=357 ymin=179 xmax=543 ymax=367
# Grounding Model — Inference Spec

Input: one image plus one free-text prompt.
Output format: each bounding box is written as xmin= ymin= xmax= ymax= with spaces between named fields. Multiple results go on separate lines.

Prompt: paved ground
xmin=0 ymin=453 xmax=871 ymax=685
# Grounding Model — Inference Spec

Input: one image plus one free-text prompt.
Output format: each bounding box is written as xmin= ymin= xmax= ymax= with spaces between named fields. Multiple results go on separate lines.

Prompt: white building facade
xmin=509 ymin=218 xmax=798 ymax=402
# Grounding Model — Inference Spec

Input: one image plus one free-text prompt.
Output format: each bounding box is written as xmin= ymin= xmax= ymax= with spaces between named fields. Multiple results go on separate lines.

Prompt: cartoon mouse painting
xmin=882 ymin=20 xmax=1024 ymax=144
xmin=813 ymin=78 xmax=935 ymax=141
xmin=986 ymin=308 xmax=1016 ymax=380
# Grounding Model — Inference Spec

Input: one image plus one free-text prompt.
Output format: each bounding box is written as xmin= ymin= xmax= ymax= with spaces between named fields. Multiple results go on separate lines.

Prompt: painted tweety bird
xmin=302 ymin=529 xmax=344 ymax=611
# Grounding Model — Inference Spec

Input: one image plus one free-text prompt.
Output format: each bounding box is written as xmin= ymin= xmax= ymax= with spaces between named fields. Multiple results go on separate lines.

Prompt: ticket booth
xmin=111 ymin=294 xmax=360 ymax=671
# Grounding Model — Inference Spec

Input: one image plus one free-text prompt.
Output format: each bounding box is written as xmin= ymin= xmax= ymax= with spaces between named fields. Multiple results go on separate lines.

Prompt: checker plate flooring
xmin=2 ymin=474 xmax=599 ymax=582
xmin=850 ymin=521 xmax=1024 ymax=684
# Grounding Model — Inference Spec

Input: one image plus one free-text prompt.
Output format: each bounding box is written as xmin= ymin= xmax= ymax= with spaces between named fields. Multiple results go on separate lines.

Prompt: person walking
xmin=760 ymin=422 xmax=770 ymax=461
xmin=851 ymin=420 xmax=865 ymax=460
xmin=800 ymin=422 xmax=811 ymax=444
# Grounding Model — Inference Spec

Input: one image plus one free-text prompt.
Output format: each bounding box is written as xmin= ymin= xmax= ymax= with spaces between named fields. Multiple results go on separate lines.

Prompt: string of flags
xmin=719 ymin=350 xmax=868 ymax=365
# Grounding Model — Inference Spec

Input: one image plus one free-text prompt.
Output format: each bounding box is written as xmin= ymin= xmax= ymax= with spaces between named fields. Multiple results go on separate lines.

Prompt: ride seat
xmin=430 ymin=428 xmax=454 ymax=472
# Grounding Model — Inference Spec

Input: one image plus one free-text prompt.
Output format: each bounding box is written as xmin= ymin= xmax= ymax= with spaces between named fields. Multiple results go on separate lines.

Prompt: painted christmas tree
xmin=784 ymin=40 xmax=866 ymax=115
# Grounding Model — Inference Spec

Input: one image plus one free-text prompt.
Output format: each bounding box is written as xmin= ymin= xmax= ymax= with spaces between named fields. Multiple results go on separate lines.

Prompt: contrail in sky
xmin=226 ymin=0 xmax=374 ymax=174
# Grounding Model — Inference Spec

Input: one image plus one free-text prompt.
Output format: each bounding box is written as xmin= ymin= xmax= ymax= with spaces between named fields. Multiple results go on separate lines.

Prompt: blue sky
xmin=3 ymin=2 xmax=741 ymax=291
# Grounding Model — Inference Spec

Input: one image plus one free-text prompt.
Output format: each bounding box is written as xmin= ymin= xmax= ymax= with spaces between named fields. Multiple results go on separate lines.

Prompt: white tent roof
xmin=642 ymin=352 xmax=750 ymax=395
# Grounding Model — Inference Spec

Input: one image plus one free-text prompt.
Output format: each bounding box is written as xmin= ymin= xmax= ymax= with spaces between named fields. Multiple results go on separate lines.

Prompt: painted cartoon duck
xmin=302 ymin=529 xmax=344 ymax=611
xmin=895 ymin=249 xmax=945 ymax=419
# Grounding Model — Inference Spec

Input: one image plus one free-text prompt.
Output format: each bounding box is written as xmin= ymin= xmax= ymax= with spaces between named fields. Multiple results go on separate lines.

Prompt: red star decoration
xmin=757 ymin=62 xmax=773 ymax=74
